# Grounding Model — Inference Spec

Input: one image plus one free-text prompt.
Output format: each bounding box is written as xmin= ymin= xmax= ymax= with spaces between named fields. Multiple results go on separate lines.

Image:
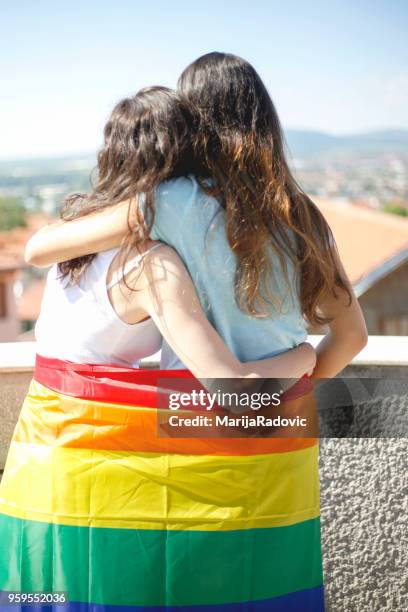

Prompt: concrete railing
xmin=2 ymin=335 xmax=407 ymax=372
xmin=0 ymin=338 xmax=407 ymax=611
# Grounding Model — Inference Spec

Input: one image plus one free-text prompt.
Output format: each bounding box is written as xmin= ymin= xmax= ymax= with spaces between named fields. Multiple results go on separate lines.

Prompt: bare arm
xmin=139 ymin=246 xmax=315 ymax=380
xmin=25 ymin=202 xmax=130 ymax=267
xmin=313 ymin=256 xmax=368 ymax=379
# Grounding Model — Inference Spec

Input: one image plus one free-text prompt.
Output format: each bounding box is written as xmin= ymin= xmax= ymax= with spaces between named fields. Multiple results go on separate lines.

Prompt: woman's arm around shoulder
xmin=25 ymin=201 xmax=131 ymax=267
xmin=24 ymin=177 xmax=193 ymax=268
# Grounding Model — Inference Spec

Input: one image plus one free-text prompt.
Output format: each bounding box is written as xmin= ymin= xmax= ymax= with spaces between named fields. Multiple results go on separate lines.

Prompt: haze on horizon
xmin=1 ymin=0 xmax=407 ymax=159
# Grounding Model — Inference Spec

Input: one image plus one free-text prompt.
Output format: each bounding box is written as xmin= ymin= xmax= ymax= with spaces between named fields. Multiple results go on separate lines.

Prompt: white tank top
xmin=35 ymin=247 xmax=163 ymax=367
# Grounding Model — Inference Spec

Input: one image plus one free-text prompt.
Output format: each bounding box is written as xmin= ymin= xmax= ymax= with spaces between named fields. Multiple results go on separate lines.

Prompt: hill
xmin=284 ymin=128 xmax=408 ymax=158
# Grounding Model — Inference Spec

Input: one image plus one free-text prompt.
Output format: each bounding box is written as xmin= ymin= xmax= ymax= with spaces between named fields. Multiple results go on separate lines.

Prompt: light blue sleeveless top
xmin=150 ymin=176 xmax=307 ymax=368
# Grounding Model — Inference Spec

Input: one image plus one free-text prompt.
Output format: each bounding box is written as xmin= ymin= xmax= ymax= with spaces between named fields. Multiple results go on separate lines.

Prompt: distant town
xmin=1 ymin=128 xmax=407 ymax=224
xmin=287 ymin=128 xmax=408 ymax=215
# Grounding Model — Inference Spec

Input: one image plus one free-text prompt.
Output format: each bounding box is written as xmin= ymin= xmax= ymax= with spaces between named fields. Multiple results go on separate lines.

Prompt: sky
xmin=1 ymin=0 xmax=407 ymax=159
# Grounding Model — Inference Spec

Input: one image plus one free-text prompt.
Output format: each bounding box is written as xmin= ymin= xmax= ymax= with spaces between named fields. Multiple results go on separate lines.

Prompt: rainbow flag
xmin=0 ymin=355 xmax=325 ymax=611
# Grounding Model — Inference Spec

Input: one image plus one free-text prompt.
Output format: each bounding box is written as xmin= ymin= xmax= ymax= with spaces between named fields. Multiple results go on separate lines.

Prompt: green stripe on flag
xmin=0 ymin=513 xmax=323 ymax=606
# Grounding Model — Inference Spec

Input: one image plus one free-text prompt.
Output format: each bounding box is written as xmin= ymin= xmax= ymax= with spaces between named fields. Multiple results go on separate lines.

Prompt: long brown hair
xmin=58 ymin=86 xmax=197 ymax=280
xmin=178 ymin=52 xmax=351 ymax=324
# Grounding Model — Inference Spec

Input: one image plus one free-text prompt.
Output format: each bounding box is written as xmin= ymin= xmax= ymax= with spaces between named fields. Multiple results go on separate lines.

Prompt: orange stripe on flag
xmin=13 ymin=380 xmax=318 ymax=456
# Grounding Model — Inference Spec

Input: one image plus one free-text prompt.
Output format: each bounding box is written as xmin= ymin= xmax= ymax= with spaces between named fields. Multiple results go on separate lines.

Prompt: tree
xmin=383 ymin=201 xmax=408 ymax=218
xmin=0 ymin=197 xmax=27 ymax=230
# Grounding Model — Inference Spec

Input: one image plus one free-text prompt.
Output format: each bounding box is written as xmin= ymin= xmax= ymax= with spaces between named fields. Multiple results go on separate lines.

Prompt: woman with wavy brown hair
xmin=24 ymin=53 xmax=367 ymax=611
xmin=0 ymin=84 xmax=318 ymax=612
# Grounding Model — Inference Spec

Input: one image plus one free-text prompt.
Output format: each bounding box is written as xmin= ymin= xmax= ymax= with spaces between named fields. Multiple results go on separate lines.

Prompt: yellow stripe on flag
xmin=0 ymin=440 xmax=319 ymax=531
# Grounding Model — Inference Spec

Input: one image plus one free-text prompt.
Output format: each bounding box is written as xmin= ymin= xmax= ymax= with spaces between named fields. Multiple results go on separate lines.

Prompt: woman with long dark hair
xmin=24 ymin=53 xmax=368 ymax=611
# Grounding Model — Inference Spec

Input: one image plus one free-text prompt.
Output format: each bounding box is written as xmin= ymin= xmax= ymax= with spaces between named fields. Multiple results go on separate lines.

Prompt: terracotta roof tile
xmin=315 ymin=200 xmax=408 ymax=284
xmin=0 ymin=214 xmax=51 ymax=267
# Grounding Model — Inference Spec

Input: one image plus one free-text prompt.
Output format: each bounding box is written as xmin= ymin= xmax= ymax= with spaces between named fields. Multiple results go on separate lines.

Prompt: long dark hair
xmin=178 ymin=52 xmax=351 ymax=324
xmin=58 ymin=86 xmax=196 ymax=280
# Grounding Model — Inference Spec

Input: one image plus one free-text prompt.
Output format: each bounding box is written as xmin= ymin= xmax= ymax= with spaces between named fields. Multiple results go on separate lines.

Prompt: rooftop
xmin=0 ymin=214 xmax=51 ymax=270
xmin=316 ymin=199 xmax=408 ymax=291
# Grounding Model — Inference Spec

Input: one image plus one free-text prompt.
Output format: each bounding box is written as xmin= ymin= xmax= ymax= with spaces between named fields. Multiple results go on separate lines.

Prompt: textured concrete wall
xmin=317 ymin=365 xmax=408 ymax=610
xmin=0 ymin=368 xmax=407 ymax=611
xmin=320 ymin=438 xmax=407 ymax=611
xmin=0 ymin=272 xmax=20 ymax=342
xmin=0 ymin=370 xmax=32 ymax=469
